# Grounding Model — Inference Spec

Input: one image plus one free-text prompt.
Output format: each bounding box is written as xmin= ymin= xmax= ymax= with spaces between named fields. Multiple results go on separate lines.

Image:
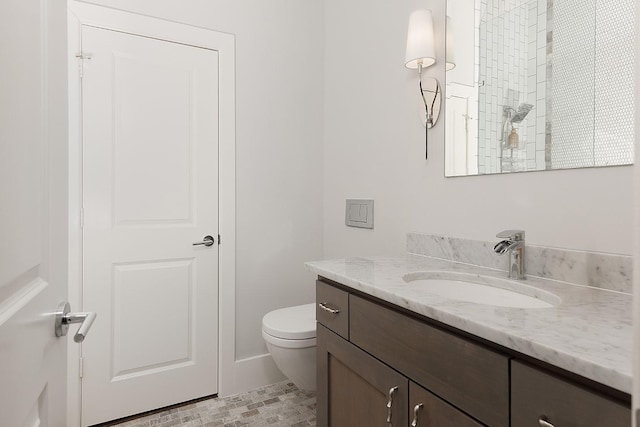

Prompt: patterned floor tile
xmin=104 ymin=382 xmax=316 ymax=427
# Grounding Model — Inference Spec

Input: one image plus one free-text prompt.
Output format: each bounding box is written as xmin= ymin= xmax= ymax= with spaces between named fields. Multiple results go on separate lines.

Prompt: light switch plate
xmin=345 ymin=199 xmax=374 ymax=229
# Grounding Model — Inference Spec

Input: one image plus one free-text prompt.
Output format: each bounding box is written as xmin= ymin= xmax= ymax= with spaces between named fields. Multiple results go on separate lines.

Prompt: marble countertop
xmin=305 ymin=255 xmax=632 ymax=394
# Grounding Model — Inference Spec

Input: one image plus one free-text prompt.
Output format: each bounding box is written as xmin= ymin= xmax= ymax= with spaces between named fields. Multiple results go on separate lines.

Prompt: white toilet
xmin=262 ymin=303 xmax=316 ymax=391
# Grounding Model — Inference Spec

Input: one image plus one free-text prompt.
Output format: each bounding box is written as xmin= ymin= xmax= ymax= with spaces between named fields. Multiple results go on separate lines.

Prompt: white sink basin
xmin=402 ymin=271 xmax=560 ymax=309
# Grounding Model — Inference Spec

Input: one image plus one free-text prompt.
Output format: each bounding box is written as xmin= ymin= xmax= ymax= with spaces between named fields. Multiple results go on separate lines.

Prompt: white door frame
xmin=66 ymin=3 xmax=236 ymax=424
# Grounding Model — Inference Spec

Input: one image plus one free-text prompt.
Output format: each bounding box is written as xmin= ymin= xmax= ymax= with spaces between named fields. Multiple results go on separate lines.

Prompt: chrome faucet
xmin=494 ymin=230 xmax=526 ymax=280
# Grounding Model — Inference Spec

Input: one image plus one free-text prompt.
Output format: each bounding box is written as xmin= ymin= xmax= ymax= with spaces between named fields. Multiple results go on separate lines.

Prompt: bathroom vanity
xmin=308 ymin=251 xmax=632 ymax=427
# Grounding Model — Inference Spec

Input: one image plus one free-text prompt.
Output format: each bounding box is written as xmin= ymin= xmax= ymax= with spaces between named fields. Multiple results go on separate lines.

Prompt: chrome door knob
xmin=55 ymin=302 xmax=97 ymax=343
xmin=192 ymin=235 xmax=215 ymax=247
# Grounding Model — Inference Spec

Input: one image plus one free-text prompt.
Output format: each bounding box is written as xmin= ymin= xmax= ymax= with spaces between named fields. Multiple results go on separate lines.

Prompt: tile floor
xmin=105 ymin=381 xmax=316 ymax=427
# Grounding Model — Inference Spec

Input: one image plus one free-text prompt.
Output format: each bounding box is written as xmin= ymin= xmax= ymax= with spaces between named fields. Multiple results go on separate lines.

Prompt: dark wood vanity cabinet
xmin=350 ymin=295 xmax=509 ymax=427
xmin=317 ymin=280 xmax=407 ymax=426
xmin=316 ymin=279 xmax=502 ymax=426
xmin=316 ymin=280 xmax=349 ymax=340
xmin=316 ymin=278 xmax=631 ymax=427
xmin=317 ymin=324 xmax=408 ymax=427
xmin=511 ymin=361 xmax=630 ymax=427
xmin=409 ymin=382 xmax=484 ymax=427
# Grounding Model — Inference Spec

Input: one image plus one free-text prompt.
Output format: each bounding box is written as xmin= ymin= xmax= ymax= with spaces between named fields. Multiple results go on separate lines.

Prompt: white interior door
xmin=0 ymin=0 xmax=69 ymax=426
xmin=81 ymin=26 xmax=220 ymax=425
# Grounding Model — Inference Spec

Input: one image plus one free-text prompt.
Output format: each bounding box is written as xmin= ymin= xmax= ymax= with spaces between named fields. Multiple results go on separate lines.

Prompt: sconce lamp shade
xmin=446 ymin=16 xmax=456 ymax=71
xmin=405 ymin=10 xmax=436 ymax=69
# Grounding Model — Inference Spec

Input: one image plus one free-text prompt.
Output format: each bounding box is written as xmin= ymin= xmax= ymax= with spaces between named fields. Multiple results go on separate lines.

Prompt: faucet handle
xmin=496 ymin=230 xmax=525 ymax=241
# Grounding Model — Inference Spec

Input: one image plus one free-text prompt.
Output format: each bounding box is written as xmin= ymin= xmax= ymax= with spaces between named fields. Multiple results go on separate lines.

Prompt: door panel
xmin=0 ymin=0 xmax=68 ymax=426
xmin=112 ymin=259 xmax=194 ymax=377
xmin=113 ymin=55 xmax=194 ymax=225
xmin=81 ymin=25 xmax=219 ymax=425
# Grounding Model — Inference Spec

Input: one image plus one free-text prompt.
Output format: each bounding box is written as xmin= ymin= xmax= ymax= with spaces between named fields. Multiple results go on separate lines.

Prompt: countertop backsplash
xmin=406 ymin=233 xmax=632 ymax=294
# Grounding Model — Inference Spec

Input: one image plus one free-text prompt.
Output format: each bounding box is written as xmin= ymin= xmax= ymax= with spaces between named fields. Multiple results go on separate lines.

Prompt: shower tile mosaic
xmin=552 ymin=0 xmax=635 ymax=168
xmin=102 ymin=381 xmax=316 ymax=427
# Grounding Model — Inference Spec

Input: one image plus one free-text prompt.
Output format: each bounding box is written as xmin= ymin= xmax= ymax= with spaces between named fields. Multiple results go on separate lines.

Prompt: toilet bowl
xmin=262 ymin=303 xmax=316 ymax=391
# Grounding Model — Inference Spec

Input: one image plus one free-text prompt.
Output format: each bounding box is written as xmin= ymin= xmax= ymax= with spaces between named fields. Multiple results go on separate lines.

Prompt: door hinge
xmin=218 ymin=234 xmax=221 ymax=245
xmin=79 ymin=357 xmax=84 ymax=378
xmin=75 ymin=52 xmax=92 ymax=78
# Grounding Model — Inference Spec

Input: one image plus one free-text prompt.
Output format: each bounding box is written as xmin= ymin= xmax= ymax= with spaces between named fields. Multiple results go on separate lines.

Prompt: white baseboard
xmin=219 ymin=353 xmax=286 ymax=397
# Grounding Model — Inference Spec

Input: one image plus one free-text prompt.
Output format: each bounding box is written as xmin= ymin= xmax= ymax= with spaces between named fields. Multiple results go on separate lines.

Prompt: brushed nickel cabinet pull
xmin=539 ymin=417 xmax=555 ymax=427
xmin=318 ymin=302 xmax=340 ymax=314
xmin=411 ymin=403 xmax=424 ymax=427
xmin=386 ymin=386 xmax=399 ymax=424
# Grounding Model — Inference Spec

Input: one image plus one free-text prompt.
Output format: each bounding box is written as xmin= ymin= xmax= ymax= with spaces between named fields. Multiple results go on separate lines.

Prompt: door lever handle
xmin=55 ymin=302 xmax=97 ymax=343
xmin=193 ymin=235 xmax=215 ymax=247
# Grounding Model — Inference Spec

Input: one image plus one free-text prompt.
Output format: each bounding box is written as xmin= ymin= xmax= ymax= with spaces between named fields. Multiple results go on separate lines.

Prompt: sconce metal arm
xmin=418 ymin=64 xmax=430 ymax=159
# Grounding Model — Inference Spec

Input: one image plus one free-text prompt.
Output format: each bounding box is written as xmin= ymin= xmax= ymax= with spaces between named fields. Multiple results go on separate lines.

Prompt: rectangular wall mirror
xmin=445 ymin=0 xmax=635 ymax=177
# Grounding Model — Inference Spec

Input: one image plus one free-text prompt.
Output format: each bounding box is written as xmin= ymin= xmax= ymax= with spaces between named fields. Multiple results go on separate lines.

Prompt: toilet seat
xmin=262 ymin=330 xmax=316 ymax=349
xmin=262 ymin=303 xmax=316 ymax=340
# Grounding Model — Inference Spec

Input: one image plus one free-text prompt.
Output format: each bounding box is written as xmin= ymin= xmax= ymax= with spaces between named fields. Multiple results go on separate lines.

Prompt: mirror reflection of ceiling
xmin=445 ymin=0 xmax=635 ymax=177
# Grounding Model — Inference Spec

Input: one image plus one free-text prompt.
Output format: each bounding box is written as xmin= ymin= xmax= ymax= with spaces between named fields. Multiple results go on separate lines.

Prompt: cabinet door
xmin=409 ymin=382 xmax=485 ymax=427
xmin=511 ymin=361 xmax=630 ymax=427
xmin=317 ymin=324 xmax=408 ymax=427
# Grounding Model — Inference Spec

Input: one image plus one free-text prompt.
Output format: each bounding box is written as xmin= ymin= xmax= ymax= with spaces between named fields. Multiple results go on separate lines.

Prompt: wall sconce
xmin=405 ymin=9 xmax=441 ymax=159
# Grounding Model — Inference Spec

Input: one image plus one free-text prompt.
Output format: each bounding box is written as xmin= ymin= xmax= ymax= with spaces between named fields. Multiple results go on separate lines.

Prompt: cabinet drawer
xmin=316 ymin=280 xmax=349 ymax=339
xmin=409 ymin=382 xmax=485 ymax=427
xmin=350 ymin=295 xmax=509 ymax=427
xmin=511 ymin=361 xmax=630 ymax=427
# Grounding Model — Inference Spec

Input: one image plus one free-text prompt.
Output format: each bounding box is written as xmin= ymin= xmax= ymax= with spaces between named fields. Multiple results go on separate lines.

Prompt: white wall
xmin=77 ymin=0 xmax=324 ymax=361
xmin=323 ymin=0 xmax=634 ymax=259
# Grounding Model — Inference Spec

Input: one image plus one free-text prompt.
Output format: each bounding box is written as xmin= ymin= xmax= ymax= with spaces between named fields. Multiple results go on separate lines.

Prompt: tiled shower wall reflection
xmin=552 ymin=0 xmax=635 ymax=168
xmin=476 ymin=0 xmax=635 ymax=173
xmin=477 ymin=0 xmax=549 ymax=174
